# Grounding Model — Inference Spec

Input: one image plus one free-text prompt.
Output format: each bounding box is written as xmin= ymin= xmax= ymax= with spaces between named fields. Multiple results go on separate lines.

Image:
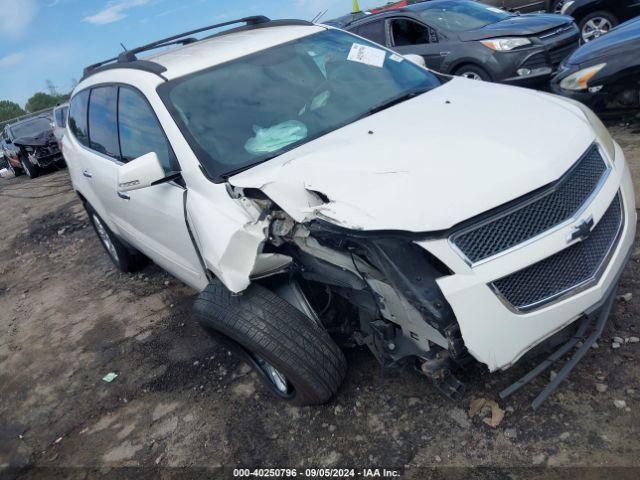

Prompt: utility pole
xmin=352 ymin=0 xmax=361 ymax=13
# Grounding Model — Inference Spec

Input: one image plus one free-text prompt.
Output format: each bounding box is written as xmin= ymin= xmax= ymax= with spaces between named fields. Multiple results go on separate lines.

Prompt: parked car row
xmin=0 ymin=103 xmax=68 ymax=179
xmin=326 ymin=0 xmax=580 ymax=86
xmin=326 ymin=0 xmax=640 ymax=110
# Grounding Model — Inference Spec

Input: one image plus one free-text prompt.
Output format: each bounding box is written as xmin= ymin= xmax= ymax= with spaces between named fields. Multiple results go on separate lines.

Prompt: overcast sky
xmin=0 ymin=0 xmax=381 ymax=107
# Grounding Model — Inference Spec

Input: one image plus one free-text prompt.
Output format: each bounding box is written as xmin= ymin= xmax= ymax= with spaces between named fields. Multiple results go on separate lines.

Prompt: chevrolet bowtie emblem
xmin=568 ymin=215 xmax=595 ymax=243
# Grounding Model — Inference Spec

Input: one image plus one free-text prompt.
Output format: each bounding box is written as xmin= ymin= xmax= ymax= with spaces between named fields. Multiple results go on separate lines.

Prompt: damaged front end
xmin=14 ymin=131 xmax=63 ymax=169
xmin=221 ymin=184 xmax=472 ymax=399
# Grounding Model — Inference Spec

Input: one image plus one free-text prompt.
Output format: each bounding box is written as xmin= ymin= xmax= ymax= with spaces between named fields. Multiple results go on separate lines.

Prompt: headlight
xmin=580 ymin=103 xmax=615 ymax=162
xmin=561 ymin=1 xmax=575 ymax=15
xmin=480 ymin=37 xmax=531 ymax=51
xmin=561 ymin=96 xmax=615 ymax=161
xmin=559 ymin=63 xmax=606 ymax=91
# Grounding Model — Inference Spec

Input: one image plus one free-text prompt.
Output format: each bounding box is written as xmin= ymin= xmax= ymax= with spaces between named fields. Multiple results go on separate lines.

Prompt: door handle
xmin=117 ymin=191 xmax=130 ymax=200
xmin=82 ymin=170 xmax=93 ymax=178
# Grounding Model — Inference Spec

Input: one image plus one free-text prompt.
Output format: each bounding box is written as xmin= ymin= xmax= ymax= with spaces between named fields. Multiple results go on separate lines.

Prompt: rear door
xmin=388 ymin=17 xmax=445 ymax=71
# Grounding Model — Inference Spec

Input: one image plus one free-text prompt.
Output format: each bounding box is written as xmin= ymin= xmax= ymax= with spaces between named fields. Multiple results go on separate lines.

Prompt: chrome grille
xmin=491 ymin=193 xmax=623 ymax=312
xmin=450 ymin=145 xmax=608 ymax=264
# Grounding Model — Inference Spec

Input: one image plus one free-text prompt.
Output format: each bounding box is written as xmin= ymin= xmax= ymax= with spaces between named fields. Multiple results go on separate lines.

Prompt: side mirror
xmin=117 ymin=152 xmax=166 ymax=192
xmin=404 ymin=54 xmax=426 ymax=68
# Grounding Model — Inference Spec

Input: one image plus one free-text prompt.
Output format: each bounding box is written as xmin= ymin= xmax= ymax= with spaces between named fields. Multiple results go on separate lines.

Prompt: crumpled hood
xmin=458 ymin=14 xmax=572 ymax=41
xmin=14 ymin=130 xmax=56 ymax=148
xmin=230 ymin=78 xmax=596 ymax=232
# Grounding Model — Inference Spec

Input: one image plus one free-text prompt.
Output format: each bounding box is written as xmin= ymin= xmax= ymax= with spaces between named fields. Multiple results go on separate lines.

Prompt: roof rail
xmin=82 ymin=15 xmax=271 ymax=79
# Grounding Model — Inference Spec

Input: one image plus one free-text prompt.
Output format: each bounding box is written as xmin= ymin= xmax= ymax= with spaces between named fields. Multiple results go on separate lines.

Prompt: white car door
xmin=111 ymin=86 xmax=205 ymax=289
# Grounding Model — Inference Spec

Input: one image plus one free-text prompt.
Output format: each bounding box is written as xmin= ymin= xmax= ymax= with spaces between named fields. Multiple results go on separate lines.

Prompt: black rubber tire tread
xmin=195 ymin=281 xmax=347 ymax=405
xmin=21 ymin=155 xmax=39 ymax=179
xmin=85 ymin=203 xmax=147 ymax=273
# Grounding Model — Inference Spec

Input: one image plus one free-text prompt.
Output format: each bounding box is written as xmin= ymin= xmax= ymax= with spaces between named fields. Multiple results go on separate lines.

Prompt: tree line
xmin=0 ymin=78 xmax=77 ymax=123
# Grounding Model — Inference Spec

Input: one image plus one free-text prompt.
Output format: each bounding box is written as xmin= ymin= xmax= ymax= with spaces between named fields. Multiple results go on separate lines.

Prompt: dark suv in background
xmin=327 ymin=0 xmax=579 ymax=85
xmin=1 ymin=115 xmax=64 ymax=179
xmin=562 ymin=0 xmax=640 ymax=42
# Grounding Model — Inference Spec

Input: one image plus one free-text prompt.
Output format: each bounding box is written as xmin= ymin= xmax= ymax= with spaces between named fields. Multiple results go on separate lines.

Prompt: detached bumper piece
xmin=500 ymin=291 xmax=615 ymax=410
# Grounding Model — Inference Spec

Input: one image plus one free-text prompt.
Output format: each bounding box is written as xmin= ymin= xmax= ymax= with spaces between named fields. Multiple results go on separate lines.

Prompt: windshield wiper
xmin=365 ymin=86 xmax=432 ymax=117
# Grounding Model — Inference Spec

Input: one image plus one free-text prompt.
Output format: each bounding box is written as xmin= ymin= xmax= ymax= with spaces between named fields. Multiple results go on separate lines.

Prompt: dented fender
xmin=186 ymin=188 xmax=289 ymax=293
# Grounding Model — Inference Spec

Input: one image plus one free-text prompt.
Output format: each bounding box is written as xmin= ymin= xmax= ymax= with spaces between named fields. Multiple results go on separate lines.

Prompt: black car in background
xmin=327 ymin=0 xmax=580 ymax=85
xmin=562 ymin=0 xmax=640 ymax=42
xmin=1 ymin=115 xmax=64 ymax=179
xmin=552 ymin=16 xmax=640 ymax=110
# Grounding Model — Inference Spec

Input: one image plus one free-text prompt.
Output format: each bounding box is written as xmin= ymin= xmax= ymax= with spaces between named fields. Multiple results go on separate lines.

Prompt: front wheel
xmin=454 ymin=65 xmax=491 ymax=81
xmin=195 ymin=281 xmax=347 ymax=405
xmin=20 ymin=155 xmax=39 ymax=179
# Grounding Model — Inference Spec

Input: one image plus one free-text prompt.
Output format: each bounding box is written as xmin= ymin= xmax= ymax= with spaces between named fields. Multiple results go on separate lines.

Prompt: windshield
xmin=418 ymin=0 xmax=511 ymax=32
xmin=11 ymin=117 xmax=52 ymax=139
xmin=160 ymin=29 xmax=442 ymax=179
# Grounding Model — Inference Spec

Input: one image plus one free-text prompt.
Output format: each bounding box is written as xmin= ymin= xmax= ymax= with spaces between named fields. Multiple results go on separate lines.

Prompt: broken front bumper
xmin=417 ymin=141 xmax=636 ymax=372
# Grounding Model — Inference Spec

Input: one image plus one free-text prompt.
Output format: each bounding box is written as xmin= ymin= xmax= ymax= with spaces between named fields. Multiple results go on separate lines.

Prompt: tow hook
xmin=417 ymin=352 xmax=466 ymax=400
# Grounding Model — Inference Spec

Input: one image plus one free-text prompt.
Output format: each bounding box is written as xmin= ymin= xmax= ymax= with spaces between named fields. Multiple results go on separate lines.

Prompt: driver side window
xmin=118 ymin=87 xmax=177 ymax=173
xmin=391 ymin=18 xmax=431 ymax=46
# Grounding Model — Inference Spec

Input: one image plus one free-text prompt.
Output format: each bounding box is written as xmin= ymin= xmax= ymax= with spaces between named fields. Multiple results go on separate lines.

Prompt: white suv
xmin=64 ymin=16 xmax=636 ymax=407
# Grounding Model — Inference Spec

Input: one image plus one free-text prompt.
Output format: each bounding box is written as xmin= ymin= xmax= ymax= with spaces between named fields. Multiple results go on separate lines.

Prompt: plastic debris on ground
xmin=102 ymin=372 xmax=118 ymax=383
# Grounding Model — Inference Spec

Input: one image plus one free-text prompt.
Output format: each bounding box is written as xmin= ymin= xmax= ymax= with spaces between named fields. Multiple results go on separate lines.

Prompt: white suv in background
xmin=63 ymin=16 xmax=636 ymax=407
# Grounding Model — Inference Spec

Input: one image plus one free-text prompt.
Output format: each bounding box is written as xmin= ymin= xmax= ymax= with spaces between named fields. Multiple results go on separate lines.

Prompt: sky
xmin=0 ymin=0 xmax=382 ymax=107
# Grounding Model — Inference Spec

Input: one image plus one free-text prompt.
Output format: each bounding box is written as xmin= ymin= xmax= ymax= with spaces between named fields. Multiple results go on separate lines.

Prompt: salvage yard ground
xmin=1 ymin=122 xmax=640 ymax=478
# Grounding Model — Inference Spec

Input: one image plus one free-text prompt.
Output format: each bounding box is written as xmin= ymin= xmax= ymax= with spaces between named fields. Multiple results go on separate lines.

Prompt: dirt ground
xmin=1 ymin=122 xmax=639 ymax=479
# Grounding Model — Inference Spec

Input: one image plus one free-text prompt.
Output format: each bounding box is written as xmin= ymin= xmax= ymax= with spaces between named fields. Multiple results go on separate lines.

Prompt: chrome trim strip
xmin=490 ymin=192 xmax=624 ymax=314
xmin=449 ymin=143 xmax=612 ymax=268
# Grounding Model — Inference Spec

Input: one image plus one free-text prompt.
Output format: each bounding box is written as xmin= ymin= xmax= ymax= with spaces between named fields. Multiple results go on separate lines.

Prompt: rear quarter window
xmin=69 ymin=91 xmax=90 ymax=146
xmin=353 ymin=20 xmax=387 ymax=45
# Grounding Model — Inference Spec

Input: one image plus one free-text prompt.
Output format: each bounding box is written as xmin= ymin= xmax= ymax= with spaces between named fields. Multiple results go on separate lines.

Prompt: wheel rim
xmin=554 ymin=0 xmax=566 ymax=14
xmin=460 ymin=71 xmax=482 ymax=80
xmin=253 ymin=354 xmax=293 ymax=397
xmin=582 ymin=17 xmax=612 ymax=42
xmin=92 ymin=214 xmax=120 ymax=264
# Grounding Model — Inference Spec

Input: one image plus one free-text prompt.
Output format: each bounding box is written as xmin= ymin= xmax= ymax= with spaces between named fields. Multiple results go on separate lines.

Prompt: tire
xmin=195 ymin=281 xmax=347 ymax=406
xmin=454 ymin=64 xmax=491 ymax=81
xmin=579 ymin=11 xmax=618 ymax=42
xmin=551 ymin=0 xmax=566 ymax=14
xmin=85 ymin=203 xmax=146 ymax=273
xmin=20 ymin=154 xmax=39 ymax=179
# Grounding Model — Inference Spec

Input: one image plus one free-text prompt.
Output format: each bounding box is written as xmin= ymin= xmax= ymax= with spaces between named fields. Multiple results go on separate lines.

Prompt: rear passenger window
xmin=88 ymin=86 xmax=120 ymax=158
xmin=118 ymin=87 xmax=175 ymax=172
xmin=69 ymin=90 xmax=90 ymax=146
xmin=354 ymin=20 xmax=386 ymax=45
xmin=391 ymin=19 xmax=431 ymax=46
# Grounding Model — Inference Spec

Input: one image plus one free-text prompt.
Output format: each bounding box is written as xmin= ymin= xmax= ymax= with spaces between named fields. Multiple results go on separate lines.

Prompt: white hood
xmin=229 ymin=77 xmax=596 ymax=232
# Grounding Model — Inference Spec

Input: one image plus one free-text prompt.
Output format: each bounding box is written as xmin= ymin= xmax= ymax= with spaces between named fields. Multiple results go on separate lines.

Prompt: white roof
xmin=146 ymin=25 xmax=325 ymax=80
